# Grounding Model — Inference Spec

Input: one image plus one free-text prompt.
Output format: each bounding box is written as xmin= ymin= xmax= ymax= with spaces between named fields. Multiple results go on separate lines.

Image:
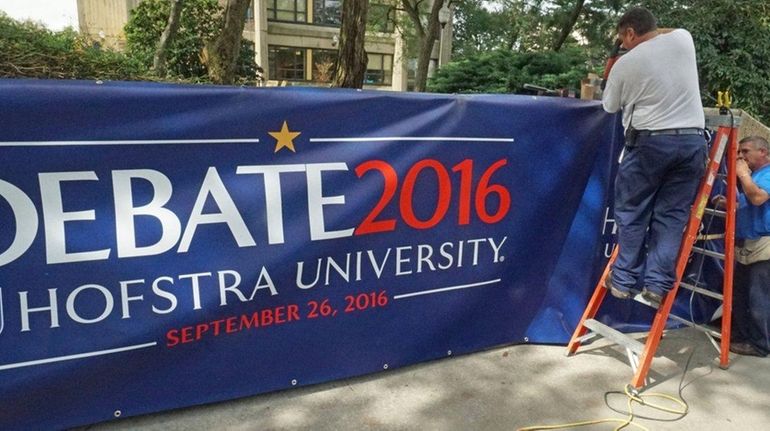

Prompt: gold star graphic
xmin=268 ymin=121 xmax=301 ymax=153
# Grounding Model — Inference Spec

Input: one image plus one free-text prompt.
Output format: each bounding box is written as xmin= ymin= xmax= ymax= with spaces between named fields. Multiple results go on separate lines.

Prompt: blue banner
xmin=0 ymin=79 xmax=626 ymax=429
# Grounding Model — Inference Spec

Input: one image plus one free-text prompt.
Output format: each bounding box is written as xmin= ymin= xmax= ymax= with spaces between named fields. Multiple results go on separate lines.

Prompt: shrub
xmin=428 ymin=48 xmax=589 ymax=95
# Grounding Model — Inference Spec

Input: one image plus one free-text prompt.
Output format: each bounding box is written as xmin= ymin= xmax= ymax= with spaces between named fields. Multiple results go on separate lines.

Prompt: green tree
xmin=452 ymin=0 xmax=523 ymax=56
xmin=551 ymin=0 xmax=586 ymax=51
xmin=125 ymin=0 xmax=220 ymax=79
xmin=442 ymin=0 xmax=628 ymax=94
xmin=334 ymin=0 xmax=369 ymax=87
xmin=152 ymin=0 xmax=185 ymax=76
xmin=428 ymin=47 xmax=588 ymax=94
xmin=0 ymin=13 xmax=146 ymax=80
xmin=641 ymin=0 xmax=770 ymax=123
xmin=401 ymin=0 xmax=449 ymax=92
xmin=542 ymin=0 xmax=626 ymax=52
xmin=124 ymin=0 xmax=256 ymax=83
xmin=457 ymin=0 xmax=770 ymax=123
xmin=205 ymin=0 xmax=251 ymax=84
xmin=451 ymin=1 xmax=626 ymax=61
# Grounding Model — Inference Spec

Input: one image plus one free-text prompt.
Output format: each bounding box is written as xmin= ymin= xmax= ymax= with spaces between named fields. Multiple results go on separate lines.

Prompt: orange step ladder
xmin=566 ymin=110 xmax=740 ymax=389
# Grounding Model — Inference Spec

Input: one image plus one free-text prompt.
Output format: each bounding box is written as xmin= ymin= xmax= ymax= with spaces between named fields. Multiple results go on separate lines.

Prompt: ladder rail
xmin=566 ymin=117 xmax=738 ymax=389
xmin=720 ymin=126 xmax=737 ymax=369
xmin=630 ymin=124 xmax=736 ymax=388
xmin=566 ymin=247 xmax=617 ymax=355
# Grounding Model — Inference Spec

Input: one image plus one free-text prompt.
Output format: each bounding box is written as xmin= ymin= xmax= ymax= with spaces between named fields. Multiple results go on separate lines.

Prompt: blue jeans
xmin=733 ymin=259 xmax=770 ymax=355
xmin=611 ymin=134 xmax=707 ymax=294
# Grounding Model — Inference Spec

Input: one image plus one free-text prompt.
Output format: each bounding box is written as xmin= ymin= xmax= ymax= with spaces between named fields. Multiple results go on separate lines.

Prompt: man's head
xmin=617 ymin=7 xmax=658 ymax=50
xmin=739 ymin=136 xmax=770 ymax=171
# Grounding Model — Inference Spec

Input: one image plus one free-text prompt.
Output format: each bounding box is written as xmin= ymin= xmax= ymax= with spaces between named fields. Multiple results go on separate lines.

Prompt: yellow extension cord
xmin=517 ymin=384 xmax=688 ymax=431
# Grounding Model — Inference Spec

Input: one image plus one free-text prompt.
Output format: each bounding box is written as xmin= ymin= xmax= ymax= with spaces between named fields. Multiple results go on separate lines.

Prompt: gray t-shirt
xmin=602 ymin=29 xmax=705 ymax=131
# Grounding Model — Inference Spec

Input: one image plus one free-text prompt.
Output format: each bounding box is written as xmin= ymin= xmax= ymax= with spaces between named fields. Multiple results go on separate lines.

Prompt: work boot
xmin=641 ymin=288 xmax=664 ymax=308
xmin=605 ymin=270 xmax=630 ymax=299
xmin=730 ymin=342 xmax=767 ymax=357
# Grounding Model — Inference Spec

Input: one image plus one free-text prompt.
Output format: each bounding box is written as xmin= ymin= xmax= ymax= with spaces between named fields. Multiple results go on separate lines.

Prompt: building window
xmin=368 ymin=4 xmax=395 ymax=33
xmin=269 ymin=46 xmax=306 ymax=81
xmin=267 ymin=0 xmax=307 ymax=23
xmin=312 ymin=49 xmax=337 ymax=83
xmin=313 ymin=0 xmax=341 ymax=25
xmin=365 ymin=53 xmax=393 ymax=86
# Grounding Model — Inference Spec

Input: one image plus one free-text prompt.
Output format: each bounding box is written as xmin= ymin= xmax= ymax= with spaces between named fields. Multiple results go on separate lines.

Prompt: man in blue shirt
xmin=720 ymin=136 xmax=770 ymax=357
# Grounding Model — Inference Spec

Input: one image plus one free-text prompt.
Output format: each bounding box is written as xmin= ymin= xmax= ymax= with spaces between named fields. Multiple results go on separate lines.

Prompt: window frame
xmin=311 ymin=48 xmax=338 ymax=83
xmin=267 ymin=0 xmax=308 ymax=23
xmin=312 ymin=0 xmax=342 ymax=26
xmin=364 ymin=52 xmax=394 ymax=86
xmin=268 ymin=45 xmax=307 ymax=81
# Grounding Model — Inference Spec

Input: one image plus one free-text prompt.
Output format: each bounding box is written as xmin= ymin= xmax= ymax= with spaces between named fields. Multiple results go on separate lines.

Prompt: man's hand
xmin=601 ymin=40 xmax=627 ymax=90
xmin=736 ymin=158 xmax=770 ymax=206
xmin=737 ymin=159 xmax=752 ymax=178
xmin=711 ymin=195 xmax=727 ymax=210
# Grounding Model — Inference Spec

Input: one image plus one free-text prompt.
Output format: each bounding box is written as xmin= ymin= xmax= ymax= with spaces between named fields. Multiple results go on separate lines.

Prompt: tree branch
xmin=552 ymin=0 xmax=585 ymax=52
xmin=152 ymin=0 xmax=185 ymax=76
xmin=401 ymin=0 xmax=425 ymax=38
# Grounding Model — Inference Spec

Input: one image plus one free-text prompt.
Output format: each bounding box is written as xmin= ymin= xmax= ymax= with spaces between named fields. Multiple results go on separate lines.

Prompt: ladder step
xmin=697 ymin=233 xmax=725 ymax=241
xmin=667 ymin=313 xmax=722 ymax=338
xmin=692 ymin=246 xmax=725 ymax=260
xmin=703 ymin=208 xmax=726 ymax=218
xmin=583 ymin=319 xmax=645 ymax=355
xmin=631 ymin=292 xmax=659 ymax=309
xmin=679 ymin=281 xmax=724 ymax=301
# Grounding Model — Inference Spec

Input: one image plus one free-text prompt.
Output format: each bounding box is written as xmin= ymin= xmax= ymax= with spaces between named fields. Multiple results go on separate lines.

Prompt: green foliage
xmin=124 ymin=0 xmax=220 ymax=78
xmin=641 ymin=0 xmax=770 ymax=123
xmin=452 ymin=0 xmax=547 ymax=56
xmin=452 ymin=1 xmax=627 ymax=59
xmin=123 ymin=0 xmax=257 ymax=83
xmin=367 ymin=3 xmax=396 ymax=33
xmin=389 ymin=0 xmax=427 ymax=63
xmin=446 ymin=0 xmax=770 ymax=124
xmin=428 ymin=48 xmax=588 ymax=94
xmin=0 ymin=13 xmax=147 ymax=80
xmin=452 ymin=0 xmax=515 ymax=56
xmin=236 ymin=39 xmax=258 ymax=83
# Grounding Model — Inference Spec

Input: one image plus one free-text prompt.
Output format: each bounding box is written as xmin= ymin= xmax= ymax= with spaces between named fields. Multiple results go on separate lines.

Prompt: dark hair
xmin=617 ymin=7 xmax=657 ymax=35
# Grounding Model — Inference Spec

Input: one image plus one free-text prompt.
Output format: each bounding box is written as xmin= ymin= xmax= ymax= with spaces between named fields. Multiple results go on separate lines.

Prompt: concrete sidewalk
xmin=80 ymin=328 xmax=770 ymax=430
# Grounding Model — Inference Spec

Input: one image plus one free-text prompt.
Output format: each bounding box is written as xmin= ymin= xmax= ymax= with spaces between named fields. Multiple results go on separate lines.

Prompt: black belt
xmin=637 ymin=128 xmax=704 ymax=136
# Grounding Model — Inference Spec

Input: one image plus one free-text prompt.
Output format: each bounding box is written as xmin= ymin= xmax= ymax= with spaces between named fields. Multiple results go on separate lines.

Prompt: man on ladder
xmin=601 ymin=7 xmax=707 ymax=306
